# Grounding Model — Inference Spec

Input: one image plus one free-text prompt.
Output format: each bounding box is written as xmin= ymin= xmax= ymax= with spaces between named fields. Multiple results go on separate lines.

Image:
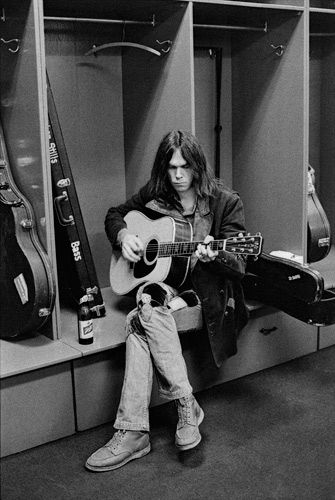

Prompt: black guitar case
xmin=244 ymin=252 xmax=335 ymax=326
xmin=47 ymin=73 xmax=105 ymax=317
xmin=0 ymin=121 xmax=56 ymax=338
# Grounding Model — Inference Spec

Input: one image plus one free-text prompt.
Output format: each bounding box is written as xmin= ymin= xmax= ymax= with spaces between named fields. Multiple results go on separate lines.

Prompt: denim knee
xmin=139 ymin=283 xmax=167 ymax=308
xmin=126 ymin=308 xmax=146 ymax=338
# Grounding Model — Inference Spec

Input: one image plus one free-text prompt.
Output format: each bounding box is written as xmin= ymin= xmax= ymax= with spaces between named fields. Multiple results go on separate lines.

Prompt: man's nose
xmin=175 ymin=167 xmax=183 ymax=178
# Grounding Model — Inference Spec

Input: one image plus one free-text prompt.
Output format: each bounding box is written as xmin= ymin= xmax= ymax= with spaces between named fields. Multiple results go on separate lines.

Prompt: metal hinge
xmin=39 ymin=308 xmax=51 ymax=317
xmin=20 ymin=218 xmax=33 ymax=229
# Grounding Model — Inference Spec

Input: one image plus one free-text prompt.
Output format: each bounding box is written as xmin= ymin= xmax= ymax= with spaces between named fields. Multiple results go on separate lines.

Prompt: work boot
xmin=85 ymin=430 xmax=151 ymax=472
xmin=175 ymin=394 xmax=204 ymax=451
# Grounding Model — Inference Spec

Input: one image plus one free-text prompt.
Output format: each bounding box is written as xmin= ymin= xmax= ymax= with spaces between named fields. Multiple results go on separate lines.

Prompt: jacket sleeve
xmin=105 ymin=183 xmax=151 ymax=247
xmin=197 ymin=192 xmax=247 ymax=281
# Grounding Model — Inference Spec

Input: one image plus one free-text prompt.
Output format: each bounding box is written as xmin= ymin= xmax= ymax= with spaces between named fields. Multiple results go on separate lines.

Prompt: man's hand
xmin=119 ymin=231 xmax=144 ymax=263
xmin=195 ymin=235 xmax=218 ymax=263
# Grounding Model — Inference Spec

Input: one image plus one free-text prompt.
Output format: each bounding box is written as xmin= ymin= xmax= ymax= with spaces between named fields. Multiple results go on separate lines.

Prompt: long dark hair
xmin=148 ymin=130 xmax=220 ymax=207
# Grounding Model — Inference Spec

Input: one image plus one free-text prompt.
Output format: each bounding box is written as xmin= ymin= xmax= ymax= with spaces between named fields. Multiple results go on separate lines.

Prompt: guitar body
xmin=0 ymin=124 xmax=55 ymax=338
xmin=110 ymin=211 xmax=192 ymax=295
xmin=307 ymin=166 xmax=331 ymax=263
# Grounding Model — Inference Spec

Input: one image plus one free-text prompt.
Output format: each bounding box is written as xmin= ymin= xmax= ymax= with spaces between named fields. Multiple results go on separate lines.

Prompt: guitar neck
xmin=158 ymin=239 xmax=227 ymax=257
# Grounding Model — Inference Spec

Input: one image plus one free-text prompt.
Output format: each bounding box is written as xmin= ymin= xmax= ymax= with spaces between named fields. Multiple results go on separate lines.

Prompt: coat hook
xmin=156 ymin=39 xmax=172 ymax=54
xmin=208 ymin=48 xmax=221 ymax=59
xmin=91 ymin=44 xmax=98 ymax=57
xmin=1 ymin=8 xmax=5 ymax=22
xmin=270 ymin=43 xmax=285 ymax=57
xmin=1 ymin=38 xmax=20 ymax=53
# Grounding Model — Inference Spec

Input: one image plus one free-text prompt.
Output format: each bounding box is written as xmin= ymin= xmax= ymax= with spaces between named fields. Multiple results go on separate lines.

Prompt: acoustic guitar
xmin=0 ymin=122 xmax=56 ymax=338
xmin=109 ymin=210 xmax=263 ymax=295
xmin=307 ymin=165 xmax=331 ymax=263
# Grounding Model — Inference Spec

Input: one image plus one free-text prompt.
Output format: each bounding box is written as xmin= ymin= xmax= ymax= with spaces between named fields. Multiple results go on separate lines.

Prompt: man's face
xmin=167 ymin=148 xmax=194 ymax=195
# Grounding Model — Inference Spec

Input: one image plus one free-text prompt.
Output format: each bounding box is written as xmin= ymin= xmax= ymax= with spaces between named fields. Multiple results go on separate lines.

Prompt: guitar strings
xmin=144 ymin=242 xmax=256 ymax=250
xmin=144 ymin=239 xmax=258 ymax=255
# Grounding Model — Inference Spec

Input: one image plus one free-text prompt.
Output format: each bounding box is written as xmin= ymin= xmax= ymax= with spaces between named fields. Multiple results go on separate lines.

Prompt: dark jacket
xmin=105 ymin=182 xmax=249 ymax=367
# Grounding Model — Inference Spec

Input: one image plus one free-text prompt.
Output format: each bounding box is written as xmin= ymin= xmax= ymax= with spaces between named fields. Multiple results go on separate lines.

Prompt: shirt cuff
xmin=117 ymin=228 xmax=129 ymax=247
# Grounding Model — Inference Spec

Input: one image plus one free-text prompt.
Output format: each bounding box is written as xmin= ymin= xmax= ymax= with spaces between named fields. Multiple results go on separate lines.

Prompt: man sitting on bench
xmin=85 ymin=130 xmax=248 ymax=472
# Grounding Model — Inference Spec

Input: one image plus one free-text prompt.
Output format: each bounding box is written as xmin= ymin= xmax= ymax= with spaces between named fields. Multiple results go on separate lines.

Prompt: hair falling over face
xmin=149 ymin=130 xmax=220 ymax=206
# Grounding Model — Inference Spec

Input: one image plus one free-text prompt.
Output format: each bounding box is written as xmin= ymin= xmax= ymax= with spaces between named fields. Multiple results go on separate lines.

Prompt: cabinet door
xmin=319 ymin=324 xmax=335 ymax=349
xmin=0 ymin=363 xmax=75 ymax=457
xmin=179 ymin=309 xmax=318 ymax=395
xmin=221 ymin=310 xmax=318 ymax=381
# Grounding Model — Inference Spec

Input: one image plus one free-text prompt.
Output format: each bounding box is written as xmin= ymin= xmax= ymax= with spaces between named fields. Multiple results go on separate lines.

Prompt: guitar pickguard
xmin=134 ymin=259 xmax=157 ymax=279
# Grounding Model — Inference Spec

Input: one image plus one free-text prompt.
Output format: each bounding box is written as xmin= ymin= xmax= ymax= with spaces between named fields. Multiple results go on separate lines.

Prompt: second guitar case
xmin=47 ymin=74 xmax=105 ymax=317
xmin=243 ymin=252 xmax=335 ymax=326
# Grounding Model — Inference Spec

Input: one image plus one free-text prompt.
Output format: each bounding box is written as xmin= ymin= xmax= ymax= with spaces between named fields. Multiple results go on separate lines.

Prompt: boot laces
xmin=177 ymin=398 xmax=192 ymax=425
xmin=106 ymin=430 xmax=127 ymax=452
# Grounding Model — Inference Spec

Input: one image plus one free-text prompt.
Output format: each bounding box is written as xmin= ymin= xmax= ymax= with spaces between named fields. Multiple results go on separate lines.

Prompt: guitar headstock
xmin=225 ymin=233 xmax=263 ymax=256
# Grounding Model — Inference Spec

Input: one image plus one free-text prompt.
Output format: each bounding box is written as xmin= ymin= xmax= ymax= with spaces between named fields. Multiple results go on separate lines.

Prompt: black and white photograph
xmin=1 ymin=1 xmax=334 ymax=498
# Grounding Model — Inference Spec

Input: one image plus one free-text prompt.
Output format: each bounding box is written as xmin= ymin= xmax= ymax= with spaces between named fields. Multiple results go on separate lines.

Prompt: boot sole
xmin=175 ymin=407 xmax=204 ymax=452
xmin=85 ymin=443 xmax=151 ymax=472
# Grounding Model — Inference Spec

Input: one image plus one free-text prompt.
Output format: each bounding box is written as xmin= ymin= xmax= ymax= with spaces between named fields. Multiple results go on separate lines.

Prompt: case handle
xmin=54 ymin=192 xmax=74 ymax=226
xmin=260 ymin=326 xmax=278 ymax=336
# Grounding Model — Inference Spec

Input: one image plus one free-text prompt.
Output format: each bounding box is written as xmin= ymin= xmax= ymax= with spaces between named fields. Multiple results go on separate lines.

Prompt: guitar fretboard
xmin=156 ymin=240 xmax=226 ymax=257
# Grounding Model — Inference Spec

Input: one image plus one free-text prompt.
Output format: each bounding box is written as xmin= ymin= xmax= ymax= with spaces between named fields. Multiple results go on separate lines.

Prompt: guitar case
xmin=0 ymin=121 xmax=56 ymax=338
xmin=47 ymin=73 xmax=105 ymax=317
xmin=307 ymin=165 xmax=331 ymax=263
xmin=243 ymin=252 xmax=335 ymax=326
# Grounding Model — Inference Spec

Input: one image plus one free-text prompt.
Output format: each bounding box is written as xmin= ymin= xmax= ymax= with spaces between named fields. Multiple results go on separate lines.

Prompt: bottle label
xmin=79 ymin=319 xmax=93 ymax=338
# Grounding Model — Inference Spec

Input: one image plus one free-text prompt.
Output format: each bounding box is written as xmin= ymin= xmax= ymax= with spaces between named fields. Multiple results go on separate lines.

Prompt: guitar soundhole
xmin=133 ymin=238 xmax=158 ymax=279
xmin=144 ymin=238 xmax=158 ymax=265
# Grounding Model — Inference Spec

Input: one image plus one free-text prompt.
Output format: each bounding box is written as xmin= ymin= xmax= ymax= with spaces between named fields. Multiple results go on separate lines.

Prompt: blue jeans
xmin=114 ymin=282 xmax=193 ymax=431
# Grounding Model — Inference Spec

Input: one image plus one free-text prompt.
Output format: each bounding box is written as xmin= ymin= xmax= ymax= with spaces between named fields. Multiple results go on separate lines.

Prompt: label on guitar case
xmin=14 ymin=274 xmax=28 ymax=304
xmin=318 ymin=237 xmax=330 ymax=247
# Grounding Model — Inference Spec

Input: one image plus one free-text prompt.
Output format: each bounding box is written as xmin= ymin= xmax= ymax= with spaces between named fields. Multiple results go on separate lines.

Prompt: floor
xmin=1 ymin=346 xmax=335 ymax=500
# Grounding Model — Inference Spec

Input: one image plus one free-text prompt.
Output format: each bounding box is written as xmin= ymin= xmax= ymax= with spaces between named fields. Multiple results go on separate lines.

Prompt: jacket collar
xmin=145 ymin=197 xmax=211 ymax=219
xmin=197 ymin=197 xmax=211 ymax=217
